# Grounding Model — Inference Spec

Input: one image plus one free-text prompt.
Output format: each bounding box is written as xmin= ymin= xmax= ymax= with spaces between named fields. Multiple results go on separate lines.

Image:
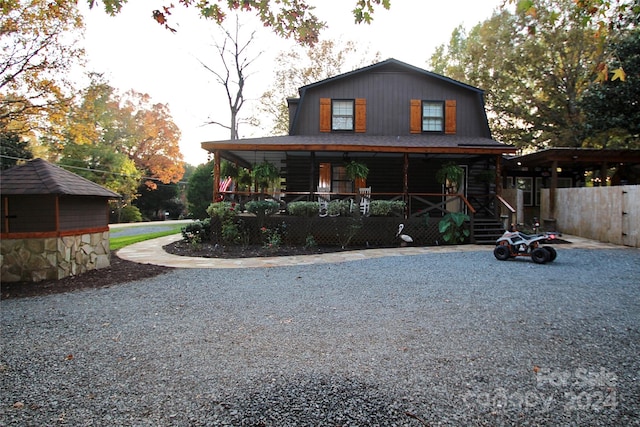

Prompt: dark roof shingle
xmin=0 ymin=158 xmax=121 ymax=198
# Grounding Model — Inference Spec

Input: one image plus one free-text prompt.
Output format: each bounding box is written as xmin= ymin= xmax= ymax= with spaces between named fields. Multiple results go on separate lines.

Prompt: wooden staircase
xmin=472 ymin=218 xmax=505 ymax=244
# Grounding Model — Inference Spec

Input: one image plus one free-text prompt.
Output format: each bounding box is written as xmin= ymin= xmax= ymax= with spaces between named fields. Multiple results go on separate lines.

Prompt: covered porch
xmin=201 ymin=134 xmax=517 ymax=244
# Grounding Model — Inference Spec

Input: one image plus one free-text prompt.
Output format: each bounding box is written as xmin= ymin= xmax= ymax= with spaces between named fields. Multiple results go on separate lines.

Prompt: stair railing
xmin=496 ymin=195 xmax=516 ymax=231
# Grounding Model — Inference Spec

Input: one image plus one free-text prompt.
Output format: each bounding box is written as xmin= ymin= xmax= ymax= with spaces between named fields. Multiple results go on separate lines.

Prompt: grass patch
xmin=110 ymin=226 xmax=182 ymax=251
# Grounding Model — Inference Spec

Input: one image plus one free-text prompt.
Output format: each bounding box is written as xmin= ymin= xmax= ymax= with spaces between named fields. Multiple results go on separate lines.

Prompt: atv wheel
xmin=531 ymin=247 xmax=550 ymax=264
xmin=494 ymin=245 xmax=511 ymax=261
xmin=543 ymin=246 xmax=557 ymax=262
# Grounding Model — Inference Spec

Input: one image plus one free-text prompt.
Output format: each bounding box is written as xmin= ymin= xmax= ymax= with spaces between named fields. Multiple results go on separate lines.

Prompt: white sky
xmin=79 ymin=0 xmax=506 ymax=166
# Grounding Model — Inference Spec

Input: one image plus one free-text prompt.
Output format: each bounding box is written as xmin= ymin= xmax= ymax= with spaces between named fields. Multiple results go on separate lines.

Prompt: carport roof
xmin=0 ymin=158 xmax=121 ymax=198
xmin=504 ymin=148 xmax=640 ymax=169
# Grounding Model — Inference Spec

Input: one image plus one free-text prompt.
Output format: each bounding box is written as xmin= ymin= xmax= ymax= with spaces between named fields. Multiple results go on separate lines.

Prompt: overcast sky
xmin=79 ymin=0 xmax=506 ymax=166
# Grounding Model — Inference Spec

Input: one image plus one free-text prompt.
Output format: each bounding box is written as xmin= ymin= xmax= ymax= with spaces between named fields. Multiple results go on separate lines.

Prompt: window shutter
xmin=319 ymin=98 xmax=331 ymax=132
xmin=445 ymin=100 xmax=457 ymax=134
xmin=355 ymin=98 xmax=366 ymax=133
xmin=410 ymin=99 xmax=422 ymax=133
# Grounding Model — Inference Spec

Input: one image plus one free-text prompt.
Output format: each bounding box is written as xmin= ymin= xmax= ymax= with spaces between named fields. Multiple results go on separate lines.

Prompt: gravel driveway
xmin=2 ymin=248 xmax=639 ymax=426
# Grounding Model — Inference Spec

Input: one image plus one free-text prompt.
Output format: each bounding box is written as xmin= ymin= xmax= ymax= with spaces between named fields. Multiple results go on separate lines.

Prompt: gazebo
xmin=1 ymin=159 xmax=120 ymax=282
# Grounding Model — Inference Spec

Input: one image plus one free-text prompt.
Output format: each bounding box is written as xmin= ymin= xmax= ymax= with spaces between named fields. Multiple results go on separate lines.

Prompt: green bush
xmin=369 ymin=200 xmax=406 ymax=217
xmin=245 ymin=200 xmax=280 ymax=217
xmin=328 ymin=199 xmax=352 ymax=216
xmin=181 ymin=218 xmax=212 ymax=244
xmin=287 ymin=201 xmax=320 ymax=217
xmin=119 ymin=205 xmax=143 ymax=223
xmin=206 ymin=202 xmax=239 ymax=222
xmin=206 ymin=202 xmax=242 ymax=244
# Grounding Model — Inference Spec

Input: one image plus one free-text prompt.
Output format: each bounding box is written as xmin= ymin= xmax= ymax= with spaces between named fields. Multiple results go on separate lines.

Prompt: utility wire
xmin=0 ymin=154 xmax=190 ymax=185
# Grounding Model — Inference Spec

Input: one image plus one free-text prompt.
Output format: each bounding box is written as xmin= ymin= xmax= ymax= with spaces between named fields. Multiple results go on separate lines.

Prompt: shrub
xmin=206 ymin=202 xmax=242 ymax=244
xmin=328 ymin=199 xmax=352 ymax=216
xmin=260 ymin=224 xmax=284 ymax=250
xmin=287 ymin=201 xmax=320 ymax=217
xmin=181 ymin=218 xmax=212 ymax=244
xmin=245 ymin=200 xmax=280 ymax=217
xmin=369 ymin=200 xmax=406 ymax=217
xmin=119 ymin=205 xmax=143 ymax=223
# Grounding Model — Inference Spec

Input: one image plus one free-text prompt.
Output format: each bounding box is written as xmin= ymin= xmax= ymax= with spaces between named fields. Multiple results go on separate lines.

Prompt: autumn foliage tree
xmin=88 ymin=0 xmax=391 ymax=46
xmin=119 ymin=91 xmax=185 ymax=187
xmin=46 ymin=75 xmax=184 ymax=206
xmin=0 ymin=0 xmax=84 ymax=136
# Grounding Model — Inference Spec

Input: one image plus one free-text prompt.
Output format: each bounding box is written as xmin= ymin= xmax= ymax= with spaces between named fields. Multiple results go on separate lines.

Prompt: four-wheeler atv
xmin=493 ymin=230 xmax=558 ymax=264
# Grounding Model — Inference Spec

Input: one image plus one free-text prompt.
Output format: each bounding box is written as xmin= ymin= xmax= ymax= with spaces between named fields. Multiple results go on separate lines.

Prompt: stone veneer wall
xmin=0 ymin=231 xmax=110 ymax=282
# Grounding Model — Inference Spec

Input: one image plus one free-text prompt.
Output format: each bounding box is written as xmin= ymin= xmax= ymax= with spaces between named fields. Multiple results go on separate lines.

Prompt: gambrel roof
xmin=201 ymin=58 xmax=515 ymax=167
xmin=298 ymin=58 xmax=484 ymax=95
xmin=0 ymin=158 xmax=121 ymax=198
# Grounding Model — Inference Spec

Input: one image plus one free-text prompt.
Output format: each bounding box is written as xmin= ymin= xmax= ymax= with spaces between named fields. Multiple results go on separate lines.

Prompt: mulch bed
xmin=1 ymin=254 xmax=174 ymax=300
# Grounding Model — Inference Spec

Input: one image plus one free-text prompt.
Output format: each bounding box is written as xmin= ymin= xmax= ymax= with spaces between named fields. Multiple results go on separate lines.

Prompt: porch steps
xmin=472 ymin=218 xmax=505 ymax=245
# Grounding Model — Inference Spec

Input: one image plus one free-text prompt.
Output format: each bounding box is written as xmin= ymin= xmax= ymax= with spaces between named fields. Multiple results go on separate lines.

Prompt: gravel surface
xmin=1 ymin=248 xmax=639 ymax=426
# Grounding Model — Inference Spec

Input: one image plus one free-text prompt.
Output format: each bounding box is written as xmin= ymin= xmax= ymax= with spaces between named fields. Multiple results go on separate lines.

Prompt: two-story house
xmin=201 ymin=58 xmax=516 ymax=229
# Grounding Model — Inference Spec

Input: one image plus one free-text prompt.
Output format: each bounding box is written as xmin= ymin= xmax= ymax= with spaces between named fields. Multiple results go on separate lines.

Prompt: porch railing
xmin=220 ymin=190 xmax=477 ymax=220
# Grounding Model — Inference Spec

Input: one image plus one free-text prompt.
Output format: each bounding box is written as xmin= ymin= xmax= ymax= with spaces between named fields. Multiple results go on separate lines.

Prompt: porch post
xmin=309 ymin=152 xmax=316 ymax=197
xmin=550 ymin=160 xmax=558 ymax=219
xmin=403 ymin=153 xmax=409 ymax=218
xmin=213 ymin=150 xmax=221 ymax=202
xmin=599 ymin=162 xmax=608 ymax=186
xmin=495 ymin=155 xmax=502 ymax=196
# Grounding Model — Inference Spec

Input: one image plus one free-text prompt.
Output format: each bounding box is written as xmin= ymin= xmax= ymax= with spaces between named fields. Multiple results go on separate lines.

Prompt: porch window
xmin=332 ymin=100 xmax=354 ymax=131
xmin=422 ymin=101 xmax=444 ymax=132
xmin=318 ymin=163 xmax=352 ymax=193
xmin=332 ymin=165 xmax=351 ymax=193
xmin=516 ymin=177 xmax=533 ymax=206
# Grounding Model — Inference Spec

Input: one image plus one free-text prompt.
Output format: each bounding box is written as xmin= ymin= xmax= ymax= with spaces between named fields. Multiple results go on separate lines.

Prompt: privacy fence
xmin=540 ymin=185 xmax=639 ymax=248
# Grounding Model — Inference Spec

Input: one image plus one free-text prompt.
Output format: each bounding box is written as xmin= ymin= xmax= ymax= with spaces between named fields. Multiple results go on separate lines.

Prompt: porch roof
xmin=201 ymin=134 xmax=516 ymax=167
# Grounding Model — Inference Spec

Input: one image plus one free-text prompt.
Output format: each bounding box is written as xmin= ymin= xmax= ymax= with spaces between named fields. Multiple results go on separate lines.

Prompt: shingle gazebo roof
xmin=0 ymin=158 xmax=120 ymax=198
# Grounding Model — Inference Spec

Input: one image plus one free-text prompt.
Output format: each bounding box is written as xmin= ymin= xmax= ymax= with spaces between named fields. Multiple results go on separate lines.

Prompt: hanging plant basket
xmin=252 ymin=160 xmax=280 ymax=190
xmin=435 ymin=161 xmax=464 ymax=193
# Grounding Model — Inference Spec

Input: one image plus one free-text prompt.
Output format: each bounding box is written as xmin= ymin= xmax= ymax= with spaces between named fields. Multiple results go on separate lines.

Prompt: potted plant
xmin=435 ymin=161 xmax=464 ymax=194
xmin=345 ymin=160 xmax=369 ymax=189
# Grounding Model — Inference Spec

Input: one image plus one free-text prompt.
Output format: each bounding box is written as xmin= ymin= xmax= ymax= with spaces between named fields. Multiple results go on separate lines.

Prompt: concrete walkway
xmin=116 ymin=233 xmax=628 ymax=269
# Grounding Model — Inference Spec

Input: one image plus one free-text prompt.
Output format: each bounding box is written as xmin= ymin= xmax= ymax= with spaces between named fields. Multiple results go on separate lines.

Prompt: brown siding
xmin=59 ymin=197 xmax=109 ymax=231
xmin=2 ymin=195 xmax=56 ymax=233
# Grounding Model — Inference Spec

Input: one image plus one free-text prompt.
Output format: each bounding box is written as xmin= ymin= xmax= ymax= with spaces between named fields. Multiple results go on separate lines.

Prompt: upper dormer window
xmin=422 ymin=101 xmax=444 ymax=132
xmin=332 ymin=100 xmax=354 ymax=131
xmin=320 ymin=98 xmax=366 ymax=133
xmin=410 ymin=99 xmax=456 ymax=134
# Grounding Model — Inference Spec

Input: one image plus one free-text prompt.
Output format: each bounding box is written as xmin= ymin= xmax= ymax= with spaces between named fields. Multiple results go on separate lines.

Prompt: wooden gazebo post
xmin=550 ymin=159 xmax=558 ymax=219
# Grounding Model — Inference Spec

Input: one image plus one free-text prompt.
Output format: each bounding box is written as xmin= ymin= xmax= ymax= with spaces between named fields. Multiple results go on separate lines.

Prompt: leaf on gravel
xmin=13 ymin=402 xmax=24 ymax=409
